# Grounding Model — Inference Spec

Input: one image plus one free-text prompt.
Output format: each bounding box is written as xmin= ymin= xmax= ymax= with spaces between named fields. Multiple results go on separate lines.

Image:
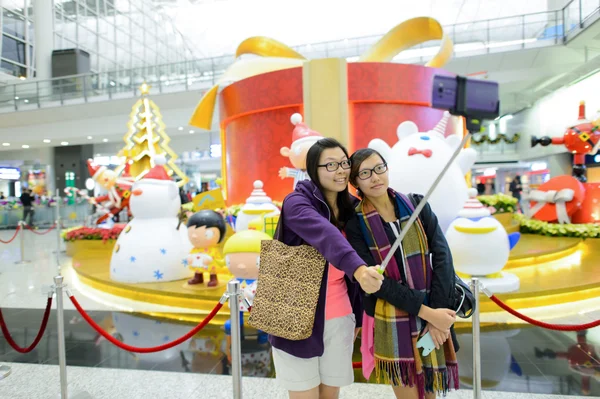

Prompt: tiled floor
xmin=1 ymin=361 xmax=594 ymax=399
xmin=0 ymin=229 xmax=599 ymax=398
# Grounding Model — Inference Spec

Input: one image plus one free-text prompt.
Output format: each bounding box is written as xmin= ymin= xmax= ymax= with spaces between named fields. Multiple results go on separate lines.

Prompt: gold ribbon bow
xmin=189 ymin=17 xmax=453 ymax=130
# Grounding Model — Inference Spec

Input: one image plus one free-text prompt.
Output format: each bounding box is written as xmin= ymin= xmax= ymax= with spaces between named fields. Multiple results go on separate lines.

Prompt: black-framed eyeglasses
xmin=318 ymin=159 xmax=351 ymax=172
xmin=357 ymin=163 xmax=388 ymax=180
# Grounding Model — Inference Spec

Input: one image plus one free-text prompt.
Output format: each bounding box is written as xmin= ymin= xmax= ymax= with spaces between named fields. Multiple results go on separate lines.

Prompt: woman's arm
xmin=282 ymin=193 xmax=365 ymax=280
xmin=411 ymin=194 xmax=455 ymax=309
xmin=344 ymin=215 xmax=426 ymax=316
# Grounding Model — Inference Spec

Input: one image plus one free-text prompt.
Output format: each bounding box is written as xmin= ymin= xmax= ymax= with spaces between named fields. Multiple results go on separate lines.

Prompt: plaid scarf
xmin=356 ymin=189 xmax=458 ymax=398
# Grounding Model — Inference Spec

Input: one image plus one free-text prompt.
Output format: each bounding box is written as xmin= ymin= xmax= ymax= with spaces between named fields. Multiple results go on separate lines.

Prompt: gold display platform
xmin=71 ymin=234 xmax=600 ymax=324
xmin=72 ymin=252 xmax=232 ymax=325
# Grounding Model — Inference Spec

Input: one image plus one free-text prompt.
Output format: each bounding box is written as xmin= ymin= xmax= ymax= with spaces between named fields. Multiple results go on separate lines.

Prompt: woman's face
xmin=317 ymin=147 xmax=350 ymax=194
xmin=354 ymin=154 xmax=389 ymax=199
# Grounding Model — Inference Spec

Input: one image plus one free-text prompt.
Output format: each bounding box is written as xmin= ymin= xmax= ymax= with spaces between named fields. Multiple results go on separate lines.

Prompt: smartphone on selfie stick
xmin=384 ymin=75 xmax=500 ymax=355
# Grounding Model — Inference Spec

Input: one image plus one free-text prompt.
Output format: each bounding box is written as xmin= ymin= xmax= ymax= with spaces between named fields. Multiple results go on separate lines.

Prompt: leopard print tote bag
xmin=248 ymin=208 xmax=326 ymax=341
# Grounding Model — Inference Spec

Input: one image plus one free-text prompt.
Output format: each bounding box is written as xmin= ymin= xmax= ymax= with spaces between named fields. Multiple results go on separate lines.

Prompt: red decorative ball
xmin=563 ymin=122 xmax=600 ymax=155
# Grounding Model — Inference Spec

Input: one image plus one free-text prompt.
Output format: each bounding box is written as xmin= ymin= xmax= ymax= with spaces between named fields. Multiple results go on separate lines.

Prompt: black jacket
xmin=344 ymin=193 xmax=459 ymax=350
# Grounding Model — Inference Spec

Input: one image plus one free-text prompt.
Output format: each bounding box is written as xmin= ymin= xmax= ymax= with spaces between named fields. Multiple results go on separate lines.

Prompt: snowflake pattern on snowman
xmin=369 ymin=111 xmax=477 ymax=233
xmin=110 ymin=154 xmax=192 ymax=283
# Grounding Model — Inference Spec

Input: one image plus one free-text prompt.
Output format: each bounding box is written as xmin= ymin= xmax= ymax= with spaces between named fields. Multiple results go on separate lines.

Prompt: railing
xmin=0 ymin=0 xmax=598 ymax=113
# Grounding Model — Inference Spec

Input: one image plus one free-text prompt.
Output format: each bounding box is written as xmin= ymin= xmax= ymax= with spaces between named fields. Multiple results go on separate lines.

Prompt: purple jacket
xmin=269 ymin=180 xmax=365 ymax=358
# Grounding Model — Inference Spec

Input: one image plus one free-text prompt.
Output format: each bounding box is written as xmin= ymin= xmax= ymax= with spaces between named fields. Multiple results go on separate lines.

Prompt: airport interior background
xmin=0 ymin=0 xmax=599 ymax=398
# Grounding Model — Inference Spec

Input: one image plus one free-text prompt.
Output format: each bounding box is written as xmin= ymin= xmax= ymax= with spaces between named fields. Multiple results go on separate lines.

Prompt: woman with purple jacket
xmin=270 ymin=138 xmax=384 ymax=399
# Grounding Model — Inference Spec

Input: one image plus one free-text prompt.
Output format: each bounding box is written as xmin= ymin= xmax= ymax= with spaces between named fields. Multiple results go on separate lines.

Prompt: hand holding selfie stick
xmin=378 ymin=132 xmax=471 ymax=274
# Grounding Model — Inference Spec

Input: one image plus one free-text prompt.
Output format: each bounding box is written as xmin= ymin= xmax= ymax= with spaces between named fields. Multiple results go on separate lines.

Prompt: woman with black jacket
xmin=344 ymin=148 xmax=459 ymax=399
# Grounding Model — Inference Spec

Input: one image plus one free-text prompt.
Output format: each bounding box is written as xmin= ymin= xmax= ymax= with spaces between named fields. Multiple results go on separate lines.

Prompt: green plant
xmin=513 ymin=213 xmax=600 ymax=238
xmin=477 ymin=193 xmax=518 ymax=213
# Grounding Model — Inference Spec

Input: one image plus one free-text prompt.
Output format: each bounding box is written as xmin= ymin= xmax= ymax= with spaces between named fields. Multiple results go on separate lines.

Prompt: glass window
xmin=0 ymin=59 xmax=26 ymax=77
xmin=3 ymin=8 xmax=26 ymax=39
xmin=2 ymin=34 xmax=26 ymax=65
xmin=2 ymin=0 xmax=25 ymax=13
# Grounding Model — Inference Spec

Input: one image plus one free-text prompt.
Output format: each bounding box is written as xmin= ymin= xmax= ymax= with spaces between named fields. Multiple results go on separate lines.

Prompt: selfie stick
xmin=378 ymin=132 xmax=471 ymax=274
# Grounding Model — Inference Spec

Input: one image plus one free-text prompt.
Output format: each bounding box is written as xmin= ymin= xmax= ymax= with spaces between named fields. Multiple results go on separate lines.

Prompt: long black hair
xmin=349 ymin=148 xmax=388 ymax=198
xmin=305 ymin=138 xmax=355 ymax=228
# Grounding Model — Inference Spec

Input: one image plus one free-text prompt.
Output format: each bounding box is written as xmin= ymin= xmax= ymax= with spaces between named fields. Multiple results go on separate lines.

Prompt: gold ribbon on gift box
xmin=189 ymin=17 xmax=453 ymax=130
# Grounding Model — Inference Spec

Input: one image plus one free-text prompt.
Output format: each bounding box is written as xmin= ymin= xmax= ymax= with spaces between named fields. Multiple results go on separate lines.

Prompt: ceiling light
xmin=96 ymin=153 xmax=101 ymax=157
xmin=24 ymin=99 xmax=29 ymax=103
xmin=178 ymin=127 xmax=183 ymax=131
xmin=61 ymin=141 xmax=69 ymax=146
xmin=87 ymin=136 xmax=93 ymax=140
xmin=189 ymin=130 xmax=194 ymax=134
xmin=2 ymin=143 xmax=10 ymax=147
xmin=14 ymin=96 xmax=19 ymax=100
xmin=19 ymin=76 xmax=26 ymax=80
xmin=103 ymin=138 xmax=108 ymax=142
xmin=43 ymin=139 xmax=51 ymax=143
xmin=22 ymin=145 xmax=29 ymax=149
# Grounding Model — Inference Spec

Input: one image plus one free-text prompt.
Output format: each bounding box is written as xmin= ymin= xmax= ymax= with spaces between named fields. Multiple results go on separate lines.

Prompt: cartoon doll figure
xmin=278 ymin=113 xmax=323 ymax=189
xmin=186 ymin=210 xmax=227 ymax=287
xmin=222 ymin=229 xmax=272 ymax=342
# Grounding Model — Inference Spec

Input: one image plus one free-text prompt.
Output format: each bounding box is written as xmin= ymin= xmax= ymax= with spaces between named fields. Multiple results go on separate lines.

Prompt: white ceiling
xmin=158 ymin=0 xmax=551 ymax=57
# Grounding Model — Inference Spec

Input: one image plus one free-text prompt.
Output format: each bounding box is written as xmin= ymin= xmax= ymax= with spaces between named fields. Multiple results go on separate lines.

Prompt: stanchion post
xmin=0 ymin=364 xmax=11 ymax=380
xmin=55 ymin=189 xmax=62 ymax=272
xmin=14 ymin=221 xmax=30 ymax=265
xmin=471 ymin=277 xmax=482 ymax=399
xmin=228 ymin=280 xmax=243 ymax=399
xmin=54 ymin=275 xmax=68 ymax=399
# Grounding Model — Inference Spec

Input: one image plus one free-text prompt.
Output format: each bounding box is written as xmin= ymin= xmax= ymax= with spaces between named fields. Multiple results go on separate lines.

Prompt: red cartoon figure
xmin=278 ymin=113 xmax=323 ymax=189
xmin=532 ymin=101 xmax=600 ymax=183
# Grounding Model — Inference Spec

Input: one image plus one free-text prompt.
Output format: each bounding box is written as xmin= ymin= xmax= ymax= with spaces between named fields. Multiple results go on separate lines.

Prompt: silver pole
xmin=379 ymin=132 xmax=471 ymax=273
xmin=0 ymin=364 xmax=11 ymax=380
xmin=14 ymin=221 xmax=30 ymax=264
xmin=228 ymin=280 xmax=243 ymax=399
xmin=54 ymin=275 xmax=68 ymax=399
xmin=471 ymin=277 xmax=482 ymax=399
xmin=55 ymin=190 xmax=62 ymax=274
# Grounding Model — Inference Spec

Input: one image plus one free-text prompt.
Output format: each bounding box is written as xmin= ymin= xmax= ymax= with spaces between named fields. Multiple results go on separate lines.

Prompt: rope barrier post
xmin=55 ymin=189 xmax=62 ymax=273
xmin=471 ymin=277 xmax=482 ymax=399
xmin=0 ymin=364 xmax=10 ymax=380
xmin=14 ymin=221 xmax=30 ymax=265
xmin=53 ymin=278 xmax=94 ymax=399
xmin=228 ymin=280 xmax=243 ymax=399
xmin=54 ymin=275 xmax=69 ymax=399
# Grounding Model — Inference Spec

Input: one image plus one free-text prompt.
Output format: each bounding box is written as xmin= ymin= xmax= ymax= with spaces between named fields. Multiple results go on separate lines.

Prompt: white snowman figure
xmin=369 ymin=111 xmax=476 ymax=233
xmin=445 ymin=188 xmax=521 ymax=293
xmin=110 ymin=154 xmax=192 ymax=283
xmin=235 ymin=180 xmax=280 ymax=232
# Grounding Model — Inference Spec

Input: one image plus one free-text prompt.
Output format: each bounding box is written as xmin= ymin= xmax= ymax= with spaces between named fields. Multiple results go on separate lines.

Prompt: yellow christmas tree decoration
xmin=117 ymin=83 xmax=189 ymax=187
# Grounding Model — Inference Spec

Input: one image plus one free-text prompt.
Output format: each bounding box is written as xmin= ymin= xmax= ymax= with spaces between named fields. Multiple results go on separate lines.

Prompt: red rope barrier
xmin=489 ymin=295 xmax=600 ymax=331
xmin=352 ymin=361 xmax=362 ymax=369
xmin=25 ymin=223 xmax=57 ymax=235
xmin=0 ymin=226 xmax=21 ymax=244
xmin=69 ymin=294 xmax=224 ymax=353
xmin=0 ymin=296 xmax=53 ymax=353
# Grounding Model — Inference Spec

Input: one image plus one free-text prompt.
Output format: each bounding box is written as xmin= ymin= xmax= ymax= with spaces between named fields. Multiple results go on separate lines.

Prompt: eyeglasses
xmin=318 ymin=159 xmax=351 ymax=172
xmin=357 ymin=163 xmax=388 ymax=180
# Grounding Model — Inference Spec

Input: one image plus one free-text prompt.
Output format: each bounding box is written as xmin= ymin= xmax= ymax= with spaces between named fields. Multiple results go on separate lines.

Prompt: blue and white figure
xmin=446 ymin=188 xmax=521 ymax=293
xmin=110 ymin=155 xmax=192 ymax=283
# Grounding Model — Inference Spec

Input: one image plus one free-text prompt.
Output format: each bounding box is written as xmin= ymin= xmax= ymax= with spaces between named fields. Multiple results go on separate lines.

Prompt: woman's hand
xmin=418 ymin=306 xmax=456 ymax=331
xmin=354 ymin=265 xmax=384 ymax=294
xmin=422 ymin=324 xmax=450 ymax=350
